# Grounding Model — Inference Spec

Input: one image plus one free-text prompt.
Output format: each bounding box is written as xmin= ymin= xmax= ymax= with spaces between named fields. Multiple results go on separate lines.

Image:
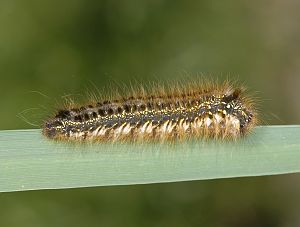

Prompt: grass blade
xmin=0 ymin=126 xmax=299 ymax=192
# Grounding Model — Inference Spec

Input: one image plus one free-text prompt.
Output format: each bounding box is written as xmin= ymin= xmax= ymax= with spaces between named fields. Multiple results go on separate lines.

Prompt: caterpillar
xmin=43 ymin=80 xmax=257 ymax=142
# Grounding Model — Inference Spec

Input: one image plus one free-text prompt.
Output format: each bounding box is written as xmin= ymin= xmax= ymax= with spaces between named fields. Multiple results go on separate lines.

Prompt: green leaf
xmin=0 ymin=126 xmax=299 ymax=193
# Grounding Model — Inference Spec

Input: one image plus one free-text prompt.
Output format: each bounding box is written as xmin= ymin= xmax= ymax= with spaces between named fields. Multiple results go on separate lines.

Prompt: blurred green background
xmin=1 ymin=0 xmax=300 ymax=226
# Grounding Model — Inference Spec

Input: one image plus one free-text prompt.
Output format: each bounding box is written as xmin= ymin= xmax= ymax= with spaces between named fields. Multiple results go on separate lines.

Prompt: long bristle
xmin=43 ymin=79 xmax=258 ymax=142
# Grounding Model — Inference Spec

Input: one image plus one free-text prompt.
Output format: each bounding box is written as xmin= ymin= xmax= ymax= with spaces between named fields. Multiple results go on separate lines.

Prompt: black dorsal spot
xmin=56 ymin=110 xmax=71 ymax=119
xmin=98 ymin=109 xmax=106 ymax=117
xmin=108 ymin=108 xmax=114 ymax=115
xmin=117 ymin=107 xmax=123 ymax=114
xmin=123 ymin=104 xmax=130 ymax=113
xmin=84 ymin=113 xmax=90 ymax=120
xmin=139 ymin=104 xmax=146 ymax=111
xmin=92 ymin=112 xmax=97 ymax=118
xmin=132 ymin=104 xmax=137 ymax=112
xmin=223 ymin=89 xmax=241 ymax=103
xmin=147 ymin=102 xmax=152 ymax=109
xmin=74 ymin=115 xmax=82 ymax=121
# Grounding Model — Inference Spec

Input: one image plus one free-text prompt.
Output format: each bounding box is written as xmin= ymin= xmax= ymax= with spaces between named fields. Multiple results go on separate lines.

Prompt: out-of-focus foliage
xmin=1 ymin=0 xmax=300 ymax=130
xmin=0 ymin=0 xmax=300 ymax=226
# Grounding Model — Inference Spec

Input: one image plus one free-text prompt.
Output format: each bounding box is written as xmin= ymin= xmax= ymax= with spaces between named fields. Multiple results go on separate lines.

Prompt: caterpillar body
xmin=43 ymin=81 xmax=257 ymax=142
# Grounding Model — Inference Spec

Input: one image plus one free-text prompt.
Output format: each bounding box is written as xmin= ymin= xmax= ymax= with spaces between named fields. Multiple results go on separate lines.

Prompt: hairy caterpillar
xmin=43 ymin=80 xmax=257 ymax=142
